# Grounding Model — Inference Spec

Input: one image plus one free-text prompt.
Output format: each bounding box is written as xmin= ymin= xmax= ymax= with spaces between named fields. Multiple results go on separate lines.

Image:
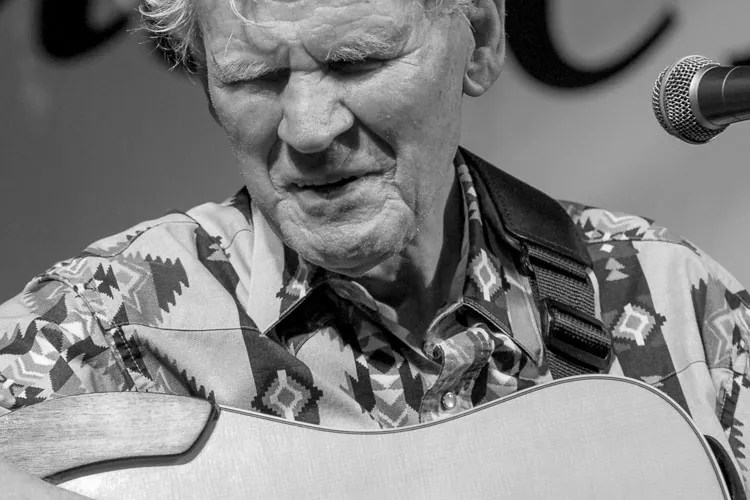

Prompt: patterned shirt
xmin=1 ymin=150 xmax=749 ymax=491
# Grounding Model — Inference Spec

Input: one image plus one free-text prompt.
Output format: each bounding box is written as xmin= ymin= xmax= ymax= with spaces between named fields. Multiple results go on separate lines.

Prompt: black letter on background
xmin=38 ymin=0 xmax=128 ymax=59
xmin=506 ymin=0 xmax=676 ymax=89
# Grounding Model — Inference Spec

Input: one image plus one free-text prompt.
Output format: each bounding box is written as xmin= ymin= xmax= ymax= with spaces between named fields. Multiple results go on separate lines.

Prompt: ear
xmin=463 ymin=0 xmax=505 ymax=97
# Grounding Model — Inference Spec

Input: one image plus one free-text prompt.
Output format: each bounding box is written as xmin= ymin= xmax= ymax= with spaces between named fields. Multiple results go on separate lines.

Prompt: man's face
xmin=200 ymin=0 xmax=474 ymax=275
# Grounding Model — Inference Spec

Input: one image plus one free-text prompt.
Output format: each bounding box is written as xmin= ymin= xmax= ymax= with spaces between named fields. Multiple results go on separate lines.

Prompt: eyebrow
xmin=213 ymin=59 xmax=280 ymax=83
xmin=324 ymin=29 xmax=410 ymax=63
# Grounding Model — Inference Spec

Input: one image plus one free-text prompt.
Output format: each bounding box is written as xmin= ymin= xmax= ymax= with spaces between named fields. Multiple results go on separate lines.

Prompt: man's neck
xmin=354 ymin=166 xmax=463 ymax=336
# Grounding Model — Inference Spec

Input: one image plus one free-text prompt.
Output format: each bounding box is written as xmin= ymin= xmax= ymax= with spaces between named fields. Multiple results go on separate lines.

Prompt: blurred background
xmin=1 ymin=0 xmax=750 ymax=301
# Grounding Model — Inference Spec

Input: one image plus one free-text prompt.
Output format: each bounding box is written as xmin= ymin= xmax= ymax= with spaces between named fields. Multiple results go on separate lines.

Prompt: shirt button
xmin=441 ymin=391 xmax=457 ymax=411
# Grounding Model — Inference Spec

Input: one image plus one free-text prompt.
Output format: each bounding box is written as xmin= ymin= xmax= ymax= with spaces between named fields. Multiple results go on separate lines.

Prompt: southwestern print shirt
xmin=1 ymin=150 xmax=749 ymax=491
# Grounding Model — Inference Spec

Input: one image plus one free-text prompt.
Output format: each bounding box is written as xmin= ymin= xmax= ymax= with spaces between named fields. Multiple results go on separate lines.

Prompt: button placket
xmin=419 ymin=323 xmax=498 ymax=422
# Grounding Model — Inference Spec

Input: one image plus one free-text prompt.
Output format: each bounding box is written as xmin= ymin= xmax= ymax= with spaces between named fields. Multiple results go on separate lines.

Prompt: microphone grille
xmin=651 ymin=55 xmax=725 ymax=144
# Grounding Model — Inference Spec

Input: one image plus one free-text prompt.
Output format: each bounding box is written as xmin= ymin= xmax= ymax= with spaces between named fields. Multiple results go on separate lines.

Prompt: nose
xmin=277 ymin=72 xmax=354 ymax=154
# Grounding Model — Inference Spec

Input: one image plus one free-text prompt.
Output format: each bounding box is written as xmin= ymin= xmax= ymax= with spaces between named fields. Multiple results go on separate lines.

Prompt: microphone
xmin=652 ymin=55 xmax=750 ymax=144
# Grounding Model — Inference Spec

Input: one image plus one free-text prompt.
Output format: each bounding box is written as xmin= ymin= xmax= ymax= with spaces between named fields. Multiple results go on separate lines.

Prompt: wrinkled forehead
xmin=198 ymin=0 xmax=425 ymax=61
xmin=205 ymin=0 xmax=417 ymax=22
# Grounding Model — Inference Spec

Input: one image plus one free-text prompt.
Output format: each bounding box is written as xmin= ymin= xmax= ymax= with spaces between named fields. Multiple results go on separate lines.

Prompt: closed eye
xmin=328 ymin=58 xmax=386 ymax=74
xmin=252 ymin=68 xmax=291 ymax=83
xmin=221 ymin=69 xmax=290 ymax=87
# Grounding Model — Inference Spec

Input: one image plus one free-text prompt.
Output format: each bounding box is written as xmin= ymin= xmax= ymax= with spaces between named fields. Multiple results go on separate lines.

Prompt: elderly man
xmin=2 ymin=0 xmax=750 ymax=497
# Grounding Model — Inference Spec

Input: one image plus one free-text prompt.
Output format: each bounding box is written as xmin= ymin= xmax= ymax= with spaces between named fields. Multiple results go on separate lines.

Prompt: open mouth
xmin=293 ymin=175 xmax=361 ymax=193
xmin=292 ymin=175 xmax=368 ymax=203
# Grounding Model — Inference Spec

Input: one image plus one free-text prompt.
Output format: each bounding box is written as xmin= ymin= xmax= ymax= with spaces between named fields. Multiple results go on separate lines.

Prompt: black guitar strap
xmin=462 ymin=147 xmax=613 ymax=379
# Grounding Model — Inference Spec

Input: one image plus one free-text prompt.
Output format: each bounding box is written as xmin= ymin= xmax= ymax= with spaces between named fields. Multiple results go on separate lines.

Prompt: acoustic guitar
xmin=0 ymin=375 xmax=734 ymax=499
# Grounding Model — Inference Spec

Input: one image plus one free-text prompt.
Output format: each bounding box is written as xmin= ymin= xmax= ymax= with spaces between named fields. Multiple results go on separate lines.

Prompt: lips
xmin=290 ymin=173 xmax=367 ymax=190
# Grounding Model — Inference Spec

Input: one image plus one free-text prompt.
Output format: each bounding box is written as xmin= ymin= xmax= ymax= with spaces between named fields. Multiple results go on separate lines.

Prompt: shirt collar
xmin=454 ymin=151 xmax=512 ymax=328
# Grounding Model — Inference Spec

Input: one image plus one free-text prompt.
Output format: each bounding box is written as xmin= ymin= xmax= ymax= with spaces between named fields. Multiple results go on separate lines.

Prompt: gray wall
xmin=1 ymin=1 xmax=237 ymax=301
xmin=2 ymin=0 xmax=750 ymax=303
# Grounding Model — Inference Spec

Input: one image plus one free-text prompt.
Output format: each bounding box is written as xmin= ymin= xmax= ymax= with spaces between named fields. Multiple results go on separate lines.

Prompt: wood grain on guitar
xmin=0 ymin=376 xmax=732 ymax=499
xmin=0 ymin=392 xmax=217 ymax=478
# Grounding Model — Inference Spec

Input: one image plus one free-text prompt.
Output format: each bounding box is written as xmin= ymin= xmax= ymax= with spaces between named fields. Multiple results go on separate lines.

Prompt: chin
xmin=281 ymin=216 xmax=414 ymax=277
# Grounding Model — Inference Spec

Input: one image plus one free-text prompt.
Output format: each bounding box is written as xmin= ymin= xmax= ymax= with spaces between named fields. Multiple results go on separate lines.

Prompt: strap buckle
xmin=541 ymin=298 xmax=612 ymax=373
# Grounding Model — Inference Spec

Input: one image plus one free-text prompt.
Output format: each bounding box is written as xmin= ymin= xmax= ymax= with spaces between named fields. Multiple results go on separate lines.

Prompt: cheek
xmin=210 ymin=87 xmax=281 ymax=156
xmin=210 ymin=88 xmax=288 ymax=205
xmin=338 ymin=77 xmax=459 ymax=219
xmin=345 ymin=67 xmax=463 ymax=153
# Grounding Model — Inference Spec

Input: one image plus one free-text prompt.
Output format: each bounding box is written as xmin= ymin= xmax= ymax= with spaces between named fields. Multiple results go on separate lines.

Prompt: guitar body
xmin=1 ymin=375 xmax=731 ymax=499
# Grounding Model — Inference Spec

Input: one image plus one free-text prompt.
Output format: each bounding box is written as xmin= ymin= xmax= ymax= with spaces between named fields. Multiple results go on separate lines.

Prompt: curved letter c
xmin=506 ymin=0 xmax=676 ymax=89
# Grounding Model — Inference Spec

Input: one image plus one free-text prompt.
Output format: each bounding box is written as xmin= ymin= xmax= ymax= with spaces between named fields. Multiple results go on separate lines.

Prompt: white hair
xmin=139 ymin=0 xmax=475 ymax=70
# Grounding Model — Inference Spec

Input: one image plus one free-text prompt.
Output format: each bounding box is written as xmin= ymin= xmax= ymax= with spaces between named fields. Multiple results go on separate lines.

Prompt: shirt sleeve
xmin=0 ymin=275 xmax=133 ymax=411
xmin=697 ymin=253 xmax=750 ymax=493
